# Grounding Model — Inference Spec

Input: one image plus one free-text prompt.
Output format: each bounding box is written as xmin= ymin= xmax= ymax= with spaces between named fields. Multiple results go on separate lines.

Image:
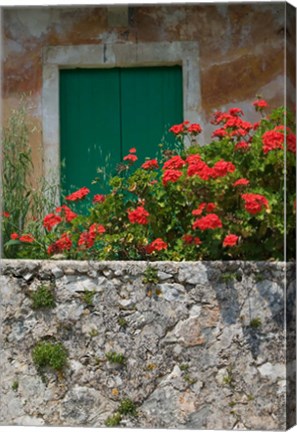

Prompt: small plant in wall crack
xmin=143 ymin=265 xmax=159 ymax=284
xmin=105 ymin=351 xmax=126 ymax=365
xmin=81 ymin=290 xmax=95 ymax=306
xmin=105 ymin=398 xmax=138 ymax=427
xmin=32 ymin=340 xmax=68 ymax=373
xmin=249 ymin=317 xmax=262 ymax=329
xmin=31 ymin=285 xmax=56 ymax=310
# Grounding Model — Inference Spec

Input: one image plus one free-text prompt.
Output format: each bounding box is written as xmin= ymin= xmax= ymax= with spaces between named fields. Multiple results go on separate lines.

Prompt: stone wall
xmin=0 ymin=259 xmax=295 ymax=429
xmin=2 ymin=3 xmax=293 ymax=181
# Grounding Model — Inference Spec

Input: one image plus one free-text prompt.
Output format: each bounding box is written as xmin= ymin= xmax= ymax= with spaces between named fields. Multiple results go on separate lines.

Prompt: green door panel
xmin=60 ymin=66 xmax=183 ymax=202
xmin=60 ymin=68 xmax=121 ymax=199
xmin=120 ymin=66 xmax=183 ymax=166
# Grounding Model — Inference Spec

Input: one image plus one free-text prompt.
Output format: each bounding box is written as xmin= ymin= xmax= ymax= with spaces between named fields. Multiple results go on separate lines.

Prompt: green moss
xmin=118 ymin=398 xmax=137 ymax=417
xmin=118 ymin=317 xmax=128 ymax=329
xmin=220 ymin=272 xmax=236 ymax=283
xmin=180 ymin=363 xmax=189 ymax=371
xmin=249 ymin=317 xmax=262 ymax=329
xmin=89 ymin=329 xmax=99 ymax=337
xmin=143 ymin=265 xmax=159 ymax=284
xmin=31 ymin=285 xmax=55 ymax=309
xmin=12 ymin=381 xmax=19 ymax=391
xmin=32 ymin=341 xmax=68 ymax=372
xmin=105 ymin=412 xmax=122 ymax=427
xmin=228 ymin=401 xmax=236 ymax=407
xmin=105 ymin=351 xmax=126 ymax=365
xmin=82 ymin=290 xmax=95 ymax=306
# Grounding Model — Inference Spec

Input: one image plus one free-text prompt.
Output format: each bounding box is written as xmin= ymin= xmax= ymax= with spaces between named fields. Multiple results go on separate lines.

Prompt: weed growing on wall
xmin=32 ymin=341 xmax=68 ymax=372
xmin=4 ymin=101 xmax=296 ymax=261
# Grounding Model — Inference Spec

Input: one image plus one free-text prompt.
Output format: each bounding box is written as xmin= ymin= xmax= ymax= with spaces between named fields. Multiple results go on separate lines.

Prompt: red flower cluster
xmin=192 ymin=202 xmax=216 ymax=216
xmin=262 ymin=129 xmax=284 ymax=154
xmin=235 ymin=141 xmax=250 ymax=151
xmin=163 ymin=155 xmax=186 ymax=170
xmin=66 ymin=187 xmax=90 ymax=201
xmin=78 ymin=223 xmax=106 ymax=248
xmin=212 ymin=160 xmax=236 ymax=178
xmin=128 ymin=206 xmax=149 ymax=225
xmin=211 ymin=106 xmax=254 ymax=141
xmin=253 ymin=99 xmax=268 ymax=110
xmin=241 ymin=193 xmax=269 ymax=215
xmin=10 ymin=232 xmax=19 ymax=240
xmin=187 ymin=159 xmax=213 ymax=180
xmin=192 ymin=214 xmax=223 ymax=230
xmin=124 ymin=148 xmax=138 ymax=163
xmin=233 ymin=178 xmax=250 ymax=187
xmin=43 ymin=213 xmax=63 ymax=231
xmin=223 ymin=234 xmax=239 ymax=247
xmin=93 ymin=194 xmax=106 ymax=204
xmin=2 ymin=211 xmax=10 ymax=218
xmin=146 ymin=238 xmax=168 ymax=254
xmin=141 ymin=159 xmax=159 ymax=170
xmin=48 ymin=233 xmax=72 ymax=255
xmin=19 ymin=234 xmax=34 ymax=243
xmin=169 ymin=121 xmax=202 ymax=136
xmin=182 ymin=234 xmax=202 ymax=245
xmin=162 ymin=169 xmax=183 ymax=186
xmin=56 ymin=205 xmax=77 ymax=222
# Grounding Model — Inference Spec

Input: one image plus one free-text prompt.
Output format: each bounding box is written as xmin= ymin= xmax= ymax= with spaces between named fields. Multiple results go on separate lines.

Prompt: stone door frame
xmin=42 ymin=41 xmax=201 ymax=192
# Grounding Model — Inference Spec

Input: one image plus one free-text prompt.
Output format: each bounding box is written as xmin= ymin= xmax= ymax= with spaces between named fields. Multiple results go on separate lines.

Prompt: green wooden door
xmin=60 ymin=66 xmax=182 ymax=198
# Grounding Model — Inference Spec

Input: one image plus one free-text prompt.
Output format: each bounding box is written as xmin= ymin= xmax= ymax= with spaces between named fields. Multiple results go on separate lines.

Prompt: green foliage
xmin=118 ymin=398 xmax=137 ymax=417
xmin=105 ymin=412 xmax=122 ymax=427
xmin=142 ymin=265 xmax=159 ymax=284
xmin=2 ymin=102 xmax=61 ymax=258
xmin=118 ymin=317 xmax=128 ymax=329
xmin=12 ymin=381 xmax=19 ymax=391
xmin=220 ymin=272 xmax=236 ymax=283
xmin=5 ymin=102 xmax=295 ymax=261
xmin=105 ymin=351 xmax=126 ymax=365
xmin=31 ymin=285 xmax=55 ymax=309
xmin=249 ymin=317 xmax=262 ymax=329
xmin=82 ymin=290 xmax=95 ymax=306
xmin=32 ymin=341 xmax=68 ymax=372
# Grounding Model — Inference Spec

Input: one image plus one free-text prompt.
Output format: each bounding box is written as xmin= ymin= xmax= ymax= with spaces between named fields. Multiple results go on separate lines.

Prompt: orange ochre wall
xmin=2 ymin=3 xmax=295 ymax=180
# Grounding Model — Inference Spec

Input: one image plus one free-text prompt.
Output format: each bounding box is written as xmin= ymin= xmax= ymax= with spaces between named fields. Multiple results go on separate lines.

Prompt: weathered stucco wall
xmin=0 ymin=260 xmax=295 ymax=429
xmin=2 ymin=3 xmax=292 ymax=181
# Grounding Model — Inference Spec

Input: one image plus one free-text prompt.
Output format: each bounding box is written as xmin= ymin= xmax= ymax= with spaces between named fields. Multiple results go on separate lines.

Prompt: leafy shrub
xmin=4 ymin=101 xmax=296 ymax=261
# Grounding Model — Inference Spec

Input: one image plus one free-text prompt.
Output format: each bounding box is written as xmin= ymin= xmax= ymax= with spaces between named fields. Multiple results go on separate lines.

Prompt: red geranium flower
xmin=262 ymin=129 xmax=284 ymax=154
xmin=129 ymin=148 xmax=137 ymax=153
xmin=89 ymin=223 xmax=106 ymax=237
xmin=212 ymin=160 xmax=235 ymax=178
xmin=233 ymin=178 xmax=250 ymax=187
xmin=93 ymin=194 xmax=106 ymax=204
xmin=47 ymin=233 xmax=72 ymax=255
xmin=188 ymin=123 xmax=202 ymax=134
xmin=146 ymin=238 xmax=168 ymax=254
xmin=128 ymin=206 xmax=149 ymax=225
xmin=241 ymin=193 xmax=269 ymax=215
xmin=19 ymin=234 xmax=34 ymax=243
xmin=169 ymin=123 xmax=185 ymax=135
xmin=212 ymin=128 xmax=227 ymax=139
xmin=65 ymin=187 xmax=90 ymax=201
xmin=228 ymin=107 xmax=244 ymax=117
xmin=162 ymin=169 xmax=183 ymax=186
xmin=123 ymin=154 xmax=138 ymax=163
xmin=253 ymin=99 xmax=268 ymax=110
xmin=10 ymin=232 xmax=19 ymax=240
xmin=192 ymin=214 xmax=223 ymax=230
xmin=223 ymin=234 xmax=239 ymax=247
xmin=141 ymin=159 xmax=159 ymax=170
xmin=78 ymin=231 xmax=94 ymax=249
xmin=3 ymin=212 xmax=10 ymax=218
xmin=43 ymin=213 xmax=63 ymax=231
xmin=56 ymin=205 xmax=77 ymax=222
xmin=235 ymin=141 xmax=250 ymax=151
xmin=163 ymin=155 xmax=186 ymax=170
xmin=182 ymin=234 xmax=202 ymax=245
